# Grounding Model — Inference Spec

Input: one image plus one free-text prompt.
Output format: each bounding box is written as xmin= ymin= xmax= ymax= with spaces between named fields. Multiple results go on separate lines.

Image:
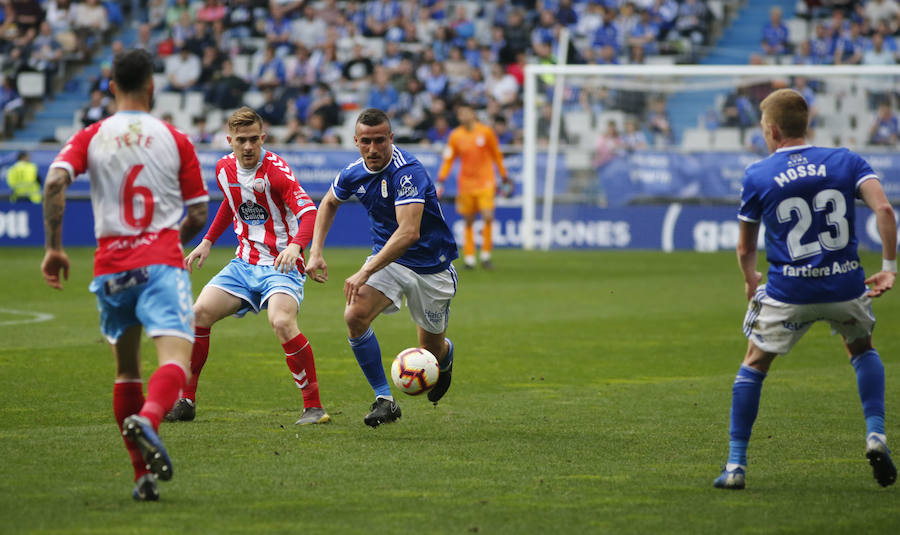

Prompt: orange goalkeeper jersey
xmin=438 ymin=122 xmax=506 ymax=194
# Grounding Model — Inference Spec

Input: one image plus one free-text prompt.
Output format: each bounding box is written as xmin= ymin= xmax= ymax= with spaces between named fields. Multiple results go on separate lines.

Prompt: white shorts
xmin=742 ymin=284 xmax=876 ymax=355
xmin=364 ymin=257 xmax=457 ymax=334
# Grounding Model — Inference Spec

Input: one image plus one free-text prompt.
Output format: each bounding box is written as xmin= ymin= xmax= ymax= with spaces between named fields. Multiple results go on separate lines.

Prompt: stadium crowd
xmin=0 ymin=1 xmax=897 ymax=149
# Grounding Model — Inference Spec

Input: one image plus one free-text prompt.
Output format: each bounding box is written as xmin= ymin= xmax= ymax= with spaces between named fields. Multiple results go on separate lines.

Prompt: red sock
xmin=114 ymin=380 xmax=149 ymax=481
xmin=182 ymin=326 xmax=210 ymax=402
xmin=140 ymin=362 xmax=187 ymax=430
xmin=283 ymin=332 xmax=321 ymax=409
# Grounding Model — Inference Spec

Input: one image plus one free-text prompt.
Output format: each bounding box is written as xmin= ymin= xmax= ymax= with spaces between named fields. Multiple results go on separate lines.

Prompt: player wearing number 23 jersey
xmin=738 ymin=144 xmax=876 ymax=304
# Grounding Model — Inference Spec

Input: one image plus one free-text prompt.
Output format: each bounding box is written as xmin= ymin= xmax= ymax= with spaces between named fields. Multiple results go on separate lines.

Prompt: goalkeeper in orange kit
xmin=436 ymin=101 xmax=512 ymax=269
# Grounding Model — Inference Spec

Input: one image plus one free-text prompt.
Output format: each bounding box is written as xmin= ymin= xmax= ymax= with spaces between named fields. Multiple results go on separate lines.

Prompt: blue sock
xmin=851 ymin=349 xmax=886 ymax=436
xmin=441 ymin=338 xmax=454 ymax=372
xmin=728 ymin=365 xmax=767 ymax=466
xmin=349 ymin=328 xmax=391 ymax=399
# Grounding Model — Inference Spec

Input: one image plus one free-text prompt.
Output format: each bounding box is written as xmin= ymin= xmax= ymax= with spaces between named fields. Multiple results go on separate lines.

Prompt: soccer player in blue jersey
xmin=714 ymin=88 xmax=898 ymax=490
xmin=306 ymin=108 xmax=459 ymax=427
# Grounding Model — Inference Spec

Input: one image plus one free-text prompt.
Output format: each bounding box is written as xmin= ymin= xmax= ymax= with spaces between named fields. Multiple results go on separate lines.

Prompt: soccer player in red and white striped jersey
xmin=169 ymin=107 xmax=329 ymax=426
xmin=41 ymin=48 xmax=209 ymax=501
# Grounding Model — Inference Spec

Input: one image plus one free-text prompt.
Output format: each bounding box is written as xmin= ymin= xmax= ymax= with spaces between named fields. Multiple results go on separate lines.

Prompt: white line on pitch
xmin=0 ymin=308 xmax=54 ymax=326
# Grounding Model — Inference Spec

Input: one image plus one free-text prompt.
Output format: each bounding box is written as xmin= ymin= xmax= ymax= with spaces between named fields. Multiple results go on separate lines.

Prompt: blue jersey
xmin=739 ymin=145 xmax=878 ymax=304
xmin=331 ymin=145 xmax=458 ymax=274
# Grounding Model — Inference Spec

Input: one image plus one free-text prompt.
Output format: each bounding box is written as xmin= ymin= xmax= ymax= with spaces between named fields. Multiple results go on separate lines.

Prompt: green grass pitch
xmin=1 ymin=247 xmax=898 ymax=534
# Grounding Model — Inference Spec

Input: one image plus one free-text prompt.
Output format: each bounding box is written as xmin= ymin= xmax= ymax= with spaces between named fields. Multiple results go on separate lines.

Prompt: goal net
xmin=519 ymin=63 xmax=900 ymax=251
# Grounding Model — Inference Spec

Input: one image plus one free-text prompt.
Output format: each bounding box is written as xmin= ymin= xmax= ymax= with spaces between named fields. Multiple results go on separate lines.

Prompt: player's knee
xmin=268 ymin=314 xmax=296 ymax=338
xmin=343 ymin=308 xmax=371 ymax=334
xmin=193 ymin=304 xmax=215 ymax=327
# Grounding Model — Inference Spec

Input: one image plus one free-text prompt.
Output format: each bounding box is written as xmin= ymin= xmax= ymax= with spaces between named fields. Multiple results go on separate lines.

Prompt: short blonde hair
xmin=228 ymin=106 xmax=263 ymax=133
xmin=759 ymin=88 xmax=809 ymax=138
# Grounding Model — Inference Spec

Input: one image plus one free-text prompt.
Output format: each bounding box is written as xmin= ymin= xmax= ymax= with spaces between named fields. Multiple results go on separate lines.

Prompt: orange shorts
xmin=455 ymin=188 xmax=495 ymax=215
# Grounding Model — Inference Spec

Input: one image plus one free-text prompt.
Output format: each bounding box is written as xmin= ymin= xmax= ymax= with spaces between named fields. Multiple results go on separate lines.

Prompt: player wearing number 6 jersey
xmin=714 ymin=88 xmax=898 ymax=490
xmin=41 ymin=48 xmax=210 ymax=501
xmin=167 ymin=107 xmax=330 ymax=428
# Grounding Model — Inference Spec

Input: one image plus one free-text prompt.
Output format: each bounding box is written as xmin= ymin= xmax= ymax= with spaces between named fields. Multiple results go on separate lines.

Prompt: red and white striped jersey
xmin=210 ymin=149 xmax=316 ymax=269
xmin=50 ymin=111 xmax=209 ymax=276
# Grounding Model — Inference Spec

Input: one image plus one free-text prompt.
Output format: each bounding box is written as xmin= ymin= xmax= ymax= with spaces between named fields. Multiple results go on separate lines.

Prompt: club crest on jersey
xmin=381 ymin=178 xmax=388 ymax=198
xmin=476 ymin=135 xmax=486 ymax=147
xmin=252 ymin=178 xmax=266 ymax=193
xmin=238 ymin=200 xmax=269 ymax=225
xmin=398 ymin=174 xmax=418 ymax=197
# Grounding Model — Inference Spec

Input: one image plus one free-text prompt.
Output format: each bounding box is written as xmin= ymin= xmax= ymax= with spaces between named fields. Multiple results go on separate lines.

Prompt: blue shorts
xmin=206 ymin=258 xmax=306 ymax=317
xmin=89 ymin=264 xmax=194 ymax=344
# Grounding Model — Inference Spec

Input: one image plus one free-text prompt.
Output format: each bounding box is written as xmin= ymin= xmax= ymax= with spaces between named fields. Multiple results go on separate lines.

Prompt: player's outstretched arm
xmin=860 ymin=179 xmax=897 ymax=297
xmin=41 ymin=167 xmax=71 ymax=290
xmin=737 ymin=220 xmax=762 ymax=301
xmin=184 ymin=239 xmax=213 ymax=273
xmin=307 ymin=190 xmax=341 ymax=283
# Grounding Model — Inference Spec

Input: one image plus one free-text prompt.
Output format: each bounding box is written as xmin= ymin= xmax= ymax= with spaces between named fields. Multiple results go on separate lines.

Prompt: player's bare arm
xmin=737 ymin=220 xmax=762 ymax=301
xmin=184 ymin=239 xmax=213 ymax=273
xmin=179 ymin=203 xmax=208 ymax=245
xmin=859 ymin=179 xmax=897 ymax=297
xmin=306 ymin=189 xmax=340 ymax=283
xmin=41 ymin=167 xmax=72 ymax=289
xmin=344 ymin=202 xmax=422 ymax=305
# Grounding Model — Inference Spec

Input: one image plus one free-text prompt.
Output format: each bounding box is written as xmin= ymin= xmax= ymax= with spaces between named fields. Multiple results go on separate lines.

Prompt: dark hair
xmin=356 ymin=108 xmax=391 ymax=130
xmin=112 ymin=48 xmax=154 ymax=94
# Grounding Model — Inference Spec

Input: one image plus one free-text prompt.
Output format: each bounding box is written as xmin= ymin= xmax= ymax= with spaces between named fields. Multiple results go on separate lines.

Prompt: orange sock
xmin=463 ymin=223 xmax=476 ymax=259
xmin=481 ymin=219 xmax=493 ymax=256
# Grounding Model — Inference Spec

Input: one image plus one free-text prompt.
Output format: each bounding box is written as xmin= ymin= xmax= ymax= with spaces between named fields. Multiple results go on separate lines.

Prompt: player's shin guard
xmin=349 ymin=327 xmax=391 ymax=398
xmin=284 ymin=332 xmax=322 ymax=409
xmin=727 ymin=365 xmax=767 ymax=467
xmin=851 ymin=349 xmax=886 ymax=437
xmin=182 ymin=326 xmax=210 ymax=402
xmin=140 ymin=362 xmax=187 ymax=430
xmin=114 ymin=380 xmax=149 ymax=480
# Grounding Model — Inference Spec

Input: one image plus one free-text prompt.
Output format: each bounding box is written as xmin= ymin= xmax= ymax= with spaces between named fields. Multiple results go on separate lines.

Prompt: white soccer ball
xmin=391 ymin=347 xmax=440 ymax=396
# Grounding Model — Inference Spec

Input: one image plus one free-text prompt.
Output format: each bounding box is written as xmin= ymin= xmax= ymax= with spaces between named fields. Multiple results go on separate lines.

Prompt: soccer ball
xmin=391 ymin=348 xmax=440 ymax=396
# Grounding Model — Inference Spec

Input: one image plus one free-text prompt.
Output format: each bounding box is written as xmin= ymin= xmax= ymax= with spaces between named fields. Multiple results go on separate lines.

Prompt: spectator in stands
xmin=536 ymin=103 xmax=570 ymax=146
xmin=622 ymin=118 xmax=649 ymax=151
xmin=834 ymin=21 xmax=866 ymax=64
xmin=198 ymin=45 xmax=224 ymax=89
xmin=29 ymin=21 xmax=63 ymax=95
xmin=367 ymin=66 xmax=399 ymax=117
xmin=493 ymin=114 xmax=514 ymax=145
xmin=675 ymin=0 xmax=709 ymax=46
xmin=0 ymin=74 xmax=23 ymax=131
xmin=532 ymin=9 xmax=557 ymax=50
xmin=501 ymin=9 xmax=531 ymax=64
xmin=165 ymin=0 xmax=191 ymax=28
xmin=284 ymin=44 xmax=315 ymax=93
xmin=459 ymin=65 xmax=488 ymax=109
xmin=809 ymin=23 xmax=834 ymax=64
xmin=90 ymin=61 xmax=113 ymax=99
xmin=342 ymin=42 xmax=375 ymax=91
xmin=761 ymin=6 xmax=790 ymax=57
xmin=865 ymin=0 xmax=900 ymax=28
xmin=645 ymin=97 xmax=673 ymax=146
xmin=486 ymin=62 xmax=519 ymax=107
xmin=592 ymin=8 xmax=620 ymax=55
xmin=594 ymin=120 xmax=624 ymax=168
xmin=253 ymin=45 xmax=286 ymax=91
xmin=291 ymin=4 xmax=326 ymax=52
xmin=307 ymin=82 xmax=341 ymax=130
xmin=80 ymin=88 xmax=109 ymax=128
xmin=205 ymin=58 xmax=249 ymax=109
xmin=311 ymin=43 xmax=342 ymax=86
xmin=280 ymin=115 xmax=306 ymax=144
xmin=271 ymin=0 xmax=304 ymax=20
xmin=8 ymin=0 xmax=43 ymax=35
xmin=165 ymin=47 xmax=201 ymax=92
xmin=196 ymin=0 xmax=226 ymax=24
xmin=45 ymin=0 xmax=78 ymax=54
xmin=869 ymin=101 xmax=899 ymax=145
xmin=629 ymin=8 xmax=661 ymax=62
xmin=396 ymin=76 xmax=431 ymax=124
xmin=425 ymin=114 xmax=451 ymax=145
xmin=224 ymin=0 xmax=258 ymax=40
xmin=722 ymin=88 xmax=757 ymax=132
xmin=304 ymin=111 xmax=340 ymax=145
xmin=264 ymin=8 xmax=292 ymax=57
xmin=73 ymin=0 xmax=108 ymax=58
xmin=257 ymin=86 xmax=286 ymax=126
xmin=422 ymin=60 xmax=449 ymax=99
xmin=190 ymin=115 xmax=214 ymax=145
xmin=863 ymin=32 xmax=897 ymax=108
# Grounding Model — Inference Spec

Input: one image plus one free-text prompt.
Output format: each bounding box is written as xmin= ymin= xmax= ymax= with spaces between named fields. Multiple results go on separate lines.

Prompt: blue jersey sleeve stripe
xmin=737 ymin=214 xmax=759 ymax=223
xmin=395 ymin=198 xmax=425 ymax=206
xmin=855 ymin=174 xmax=878 ymax=191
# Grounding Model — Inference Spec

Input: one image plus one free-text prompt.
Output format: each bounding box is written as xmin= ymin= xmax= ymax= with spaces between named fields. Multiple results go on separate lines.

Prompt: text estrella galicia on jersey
xmin=237 ymin=200 xmax=269 ymax=225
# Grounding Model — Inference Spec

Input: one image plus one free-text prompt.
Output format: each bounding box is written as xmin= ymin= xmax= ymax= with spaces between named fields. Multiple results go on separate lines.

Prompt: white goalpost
xmin=521 ymin=63 xmax=900 ymax=251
